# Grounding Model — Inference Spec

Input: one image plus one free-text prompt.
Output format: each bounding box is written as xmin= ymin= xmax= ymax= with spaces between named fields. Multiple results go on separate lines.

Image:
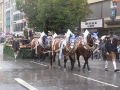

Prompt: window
xmin=14 ymin=23 xmax=24 ymax=31
xmin=6 ymin=0 xmax=10 ymax=9
xmin=13 ymin=0 xmax=16 ymax=3
xmin=13 ymin=5 xmax=17 ymax=12
xmin=6 ymin=11 xmax=10 ymax=30
xmin=14 ymin=13 xmax=23 ymax=21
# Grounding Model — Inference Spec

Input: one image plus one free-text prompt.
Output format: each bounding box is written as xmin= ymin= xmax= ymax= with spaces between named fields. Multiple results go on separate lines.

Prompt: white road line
xmin=30 ymin=61 xmax=47 ymax=67
xmin=14 ymin=78 xmax=38 ymax=90
xmin=73 ymin=73 xmax=119 ymax=88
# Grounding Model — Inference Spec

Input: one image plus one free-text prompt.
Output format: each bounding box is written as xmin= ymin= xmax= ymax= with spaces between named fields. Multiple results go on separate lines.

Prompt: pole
xmin=78 ymin=20 xmax=81 ymax=35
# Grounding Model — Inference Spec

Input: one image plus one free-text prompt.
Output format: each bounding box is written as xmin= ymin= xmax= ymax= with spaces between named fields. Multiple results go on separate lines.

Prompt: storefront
xmin=86 ymin=0 xmax=120 ymax=37
xmin=104 ymin=16 xmax=120 ymax=37
xmin=81 ymin=19 xmax=104 ymax=37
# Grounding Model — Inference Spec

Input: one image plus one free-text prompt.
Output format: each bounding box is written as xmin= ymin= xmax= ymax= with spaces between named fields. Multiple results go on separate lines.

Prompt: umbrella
xmin=100 ymin=35 xmax=107 ymax=40
xmin=106 ymin=35 xmax=119 ymax=39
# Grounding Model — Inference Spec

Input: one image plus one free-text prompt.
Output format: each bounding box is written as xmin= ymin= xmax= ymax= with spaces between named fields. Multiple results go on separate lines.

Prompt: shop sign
xmin=81 ymin=19 xmax=103 ymax=28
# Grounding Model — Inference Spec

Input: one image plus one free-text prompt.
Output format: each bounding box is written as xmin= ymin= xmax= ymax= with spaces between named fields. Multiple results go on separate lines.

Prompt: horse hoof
xmin=64 ymin=68 xmax=67 ymax=71
xmin=78 ymin=68 xmax=81 ymax=71
xmin=88 ymin=70 xmax=91 ymax=72
xmin=49 ymin=66 xmax=52 ymax=69
xmin=58 ymin=66 xmax=61 ymax=69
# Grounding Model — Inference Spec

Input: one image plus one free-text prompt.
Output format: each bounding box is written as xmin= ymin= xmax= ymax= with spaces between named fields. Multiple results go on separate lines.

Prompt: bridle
xmin=82 ymin=33 xmax=98 ymax=51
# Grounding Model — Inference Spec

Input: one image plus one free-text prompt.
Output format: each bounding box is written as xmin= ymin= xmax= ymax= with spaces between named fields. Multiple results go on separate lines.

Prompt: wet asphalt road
xmin=0 ymin=44 xmax=120 ymax=90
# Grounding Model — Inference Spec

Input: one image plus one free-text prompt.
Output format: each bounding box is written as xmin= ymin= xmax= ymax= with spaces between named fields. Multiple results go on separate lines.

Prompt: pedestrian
xmin=93 ymin=47 xmax=101 ymax=60
xmin=100 ymin=37 xmax=108 ymax=61
xmin=23 ymin=26 xmax=28 ymax=39
xmin=29 ymin=28 xmax=34 ymax=41
xmin=117 ymin=41 xmax=120 ymax=63
xmin=12 ymin=37 xmax=20 ymax=59
xmin=105 ymin=35 xmax=120 ymax=72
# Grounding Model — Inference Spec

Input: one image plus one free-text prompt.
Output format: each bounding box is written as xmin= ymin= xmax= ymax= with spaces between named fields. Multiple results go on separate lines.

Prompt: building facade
xmin=4 ymin=0 xmax=26 ymax=33
xmin=85 ymin=0 xmax=120 ymax=37
xmin=0 ymin=0 xmax=4 ymax=32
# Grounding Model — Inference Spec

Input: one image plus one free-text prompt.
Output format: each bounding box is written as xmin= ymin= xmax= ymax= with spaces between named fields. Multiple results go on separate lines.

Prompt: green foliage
xmin=3 ymin=45 xmax=31 ymax=59
xmin=3 ymin=39 xmax=10 ymax=47
xmin=3 ymin=45 xmax=14 ymax=57
xmin=16 ymin=0 xmax=92 ymax=34
xmin=16 ymin=0 xmax=39 ymax=30
xmin=17 ymin=48 xmax=31 ymax=59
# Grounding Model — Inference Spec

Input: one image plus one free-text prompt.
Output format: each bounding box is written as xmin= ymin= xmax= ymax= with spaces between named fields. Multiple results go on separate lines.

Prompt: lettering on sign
xmin=81 ymin=19 xmax=103 ymax=28
xmin=85 ymin=22 xmax=97 ymax=28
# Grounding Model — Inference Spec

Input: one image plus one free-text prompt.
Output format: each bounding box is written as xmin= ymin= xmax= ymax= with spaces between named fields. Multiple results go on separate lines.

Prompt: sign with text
xmin=81 ymin=19 xmax=103 ymax=28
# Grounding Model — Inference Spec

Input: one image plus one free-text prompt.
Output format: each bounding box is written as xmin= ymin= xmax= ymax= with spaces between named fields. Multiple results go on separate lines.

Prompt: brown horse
xmin=50 ymin=34 xmax=78 ymax=70
xmin=76 ymin=32 xmax=99 ymax=71
xmin=29 ymin=35 xmax=51 ymax=62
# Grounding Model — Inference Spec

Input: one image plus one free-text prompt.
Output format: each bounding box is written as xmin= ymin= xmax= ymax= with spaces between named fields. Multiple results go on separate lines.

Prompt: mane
xmin=87 ymin=34 xmax=93 ymax=47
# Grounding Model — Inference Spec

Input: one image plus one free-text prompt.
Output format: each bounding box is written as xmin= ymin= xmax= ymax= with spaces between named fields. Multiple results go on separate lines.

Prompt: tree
xmin=16 ymin=0 xmax=92 ymax=34
xmin=16 ymin=0 xmax=39 ymax=30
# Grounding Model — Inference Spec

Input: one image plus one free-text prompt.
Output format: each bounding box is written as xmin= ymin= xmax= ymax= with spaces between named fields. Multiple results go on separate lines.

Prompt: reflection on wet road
xmin=0 ymin=44 xmax=120 ymax=90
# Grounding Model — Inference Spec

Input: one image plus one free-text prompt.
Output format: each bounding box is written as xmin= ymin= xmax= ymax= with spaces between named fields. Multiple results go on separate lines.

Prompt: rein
xmin=78 ymin=39 xmax=95 ymax=51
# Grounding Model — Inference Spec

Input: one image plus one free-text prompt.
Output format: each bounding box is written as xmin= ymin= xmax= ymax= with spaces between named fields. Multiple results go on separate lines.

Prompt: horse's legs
xmin=64 ymin=56 xmax=67 ymax=70
xmin=69 ymin=55 xmax=75 ymax=70
xmin=53 ymin=52 xmax=56 ymax=62
xmin=83 ymin=57 xmax=91 ymax=71
xmin=29 ymin=49 xmax=35 ymax=60
xmin=86 ymin=58 xmax=91 ymax=71
xmin=49 ymin=52 xmax=53 ymax=69
xmin=83 ymin=57 xmax=87 ymax=69
xmin=76 ymin=54 xmax=81 ymax=69
xmin=58 ymin=59 xmax=61 ymax=68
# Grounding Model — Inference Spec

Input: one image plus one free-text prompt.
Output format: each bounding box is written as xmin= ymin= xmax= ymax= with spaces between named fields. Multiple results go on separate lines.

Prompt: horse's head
xmin=42 ymin=35 xmax=51 ymax=49
xmin=68 ymin=34 xmax=78 ymax=52
xmin=90 ymin=32 xmax=99 ymax=46
xmin=83 ymin=30 xmax=99 ymax=51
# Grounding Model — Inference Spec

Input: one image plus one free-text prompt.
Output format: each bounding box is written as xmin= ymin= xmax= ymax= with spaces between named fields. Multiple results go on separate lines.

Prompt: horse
xmin=76 ymin=31 xmax=99 ymax=71
xmin=29 ymin=33 xmax=51 ymax=62
xmin=50 ymin=34 xmax=78 ymax=70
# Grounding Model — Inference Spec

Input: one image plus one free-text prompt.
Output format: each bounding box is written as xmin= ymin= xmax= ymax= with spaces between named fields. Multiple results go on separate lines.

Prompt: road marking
xmin=73 ymin=73 xmax=119 ymax=88
xmin=14 ymin=78 xmax=38 ymax=90
xmin=30 ymin=61 xmax=47 ymax=67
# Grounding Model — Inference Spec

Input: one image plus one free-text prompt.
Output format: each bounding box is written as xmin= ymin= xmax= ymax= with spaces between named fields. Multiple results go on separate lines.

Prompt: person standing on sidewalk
xmin=105 ymin=35 xmax=120 ymax=72
xmin=29 ymin=28 xmax=34 ymax=41
xmin=117 ymin=41 xmax=120 ymax=63
xmin=100 ymin=37 xmax=108 ymax=61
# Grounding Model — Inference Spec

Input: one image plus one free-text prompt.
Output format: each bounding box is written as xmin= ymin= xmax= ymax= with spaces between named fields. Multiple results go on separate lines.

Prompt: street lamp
xmin=75 ymin=20 xmax=81 ymax=35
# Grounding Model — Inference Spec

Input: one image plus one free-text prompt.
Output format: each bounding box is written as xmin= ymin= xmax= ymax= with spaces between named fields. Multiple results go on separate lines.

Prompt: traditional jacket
xmin=105 ymin=40 xmax=117 ymax=53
